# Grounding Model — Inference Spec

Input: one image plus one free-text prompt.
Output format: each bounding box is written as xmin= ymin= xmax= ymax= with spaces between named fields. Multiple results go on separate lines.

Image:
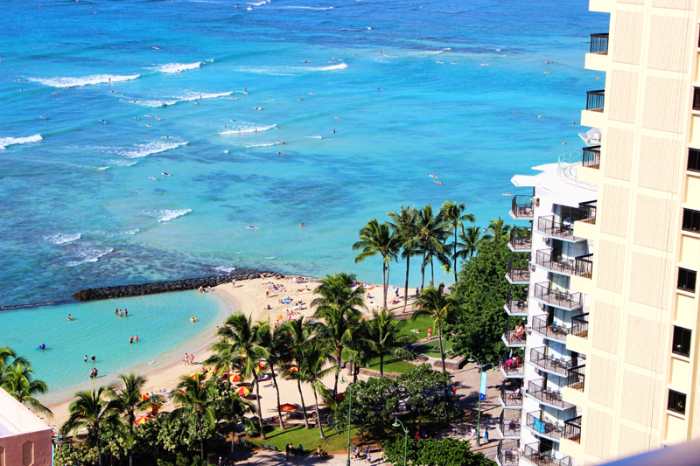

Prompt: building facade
xmin=0 ymin=388 xmax=53 ymax=466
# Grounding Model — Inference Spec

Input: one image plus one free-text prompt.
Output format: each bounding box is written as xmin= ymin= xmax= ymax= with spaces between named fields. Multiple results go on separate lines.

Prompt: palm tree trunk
xmin=230 ymin=428 xmax=236 ymax=457
xmin=95 ymin=426 xmax=103 ymax=466
xmin=430 ymin=257 xmax=434 ymax=286
xmin=334 ymin=348 xmax=342 ymax=397
xmin=253 ymin=374 xmax=266 ymax=440
xmin=296 ymin=379 xmax=310 ymax=429
xmin=382 ymin=262 xmax=387 ymax=309
xmin=420 ymin=250 xmax=427 ymax=291
xmin=384 ymin=262 xmax=390 ymax=309
xmin=437 ymin=322 xmax=449 ymax=422
xmin=379 ymin=353 xmax=384 ymax=377
xmin=129 ymin=416 xmax=134 ymax=466
xmin=269 ymin=366 xmax=285 ymax=430
xmin=403 ymin=256 xmax=410 ymax=314
xmin=197 ymin=414 xmax=205 ymax=461
xmin=312 ymin=390 xmax=326 ymax=440
xmin=453 ymin=229 xmax=459 ymax=283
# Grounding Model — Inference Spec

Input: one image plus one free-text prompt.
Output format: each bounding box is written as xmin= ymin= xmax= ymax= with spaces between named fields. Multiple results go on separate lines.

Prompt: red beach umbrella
xmin=237 ymin=386 xmax=251 ymax=396
xmin=279 ymin=404 xmax=297 ymax=412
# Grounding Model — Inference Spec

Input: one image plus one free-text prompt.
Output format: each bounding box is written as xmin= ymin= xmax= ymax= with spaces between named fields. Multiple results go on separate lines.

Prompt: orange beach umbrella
xmin=279 ymin=404 xmax=297 ymax=412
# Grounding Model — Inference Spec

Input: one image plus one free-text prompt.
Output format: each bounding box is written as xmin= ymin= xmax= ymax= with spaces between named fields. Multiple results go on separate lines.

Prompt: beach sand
xmin=45 ymin=276 xmax=419 ymax=428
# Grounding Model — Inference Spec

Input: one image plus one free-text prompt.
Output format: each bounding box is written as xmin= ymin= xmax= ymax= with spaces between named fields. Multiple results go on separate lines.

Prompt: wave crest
xmin=67 ymin=246 xmax=113 ymax=267
xmin=0 ymin=134 xmax=43 ymax=150
xmin=220 ymin=124 xmax=276 ymax=135
xmin=32 ymin=74 xmax=140 ymax=88
xmin=45 ymin=233 xmax=81 ymax=245
xmin=151 ymin=62 xmax=202 ymax=73
xmin=143 ymin=209 xmax=192 ymax=222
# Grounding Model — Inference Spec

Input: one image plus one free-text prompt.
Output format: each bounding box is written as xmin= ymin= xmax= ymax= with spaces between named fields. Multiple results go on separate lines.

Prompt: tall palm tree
xmin=353 ymin=219 xmax=401 ymax=309
xmin=260 ymin=324 xmax=289 ymax=430
xmin=361 ymin=308 xmax=416 ymax=376
xmin=312 ymin=273 xmax=366 ymax=397
xmin=209 ymin=313 xmax=270 ymax=439
xmin=439 ymin=201 xmax=476 ymax=283
xmin=171 ymin=375 xmax=218 ymax=461
xmin=387 ymin=206 xmax=420 ymax=313
xmin=107 ymin=374 xmax=146 ymax=466
xmin=297 ymin=342 xmax=335 ymax=440
xmin=214 ymin=388 xmax=255 ymax=458
xmin=483 ymin=218 xmax=512 ymax=243
xmin=0 ymin=346 xmax=28 ymax=382
xmin=281 ymin=317 xmax=312 ymax=429
xmin=415 ymin=205 xmax=448 ymax=291
xmin=62 ymin=387 xmax=119 ymax=466
xmin=455 ymin=225 xmax=485 ymax=263
xmin=1 ymin=361 xmax=51 ymax=417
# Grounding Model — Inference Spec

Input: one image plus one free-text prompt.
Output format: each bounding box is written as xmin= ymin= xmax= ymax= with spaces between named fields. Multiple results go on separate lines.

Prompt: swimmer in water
xmin=377 ymin=87 xmax=382 ymax=91
xmin=84 ymin=355 xmax=88 ymax=362
xmin=301 ymin=223 xmax=305 ymax=228
xmin=40 ymin=343 xmax=46 ymax=350
xmin=332 ymin=129 xmax=336 ymax=133
xmin=434 ymin=181 xmax=443 ymax=185
xmin=68 ymin=314 xmax=73 ymax=321
xmin=150 ymin=176 xmax=157 ymax=180
xmin=335 ymin=116 xmax=340 ymax=119
xmin=146 ymin=124 xmax=152 ymax=127
xmin=134 ymin=118 xmax=139 ymax=121
xmin=162 ymin=172 xmax=171 ymax=176
xmin=130 ymin=336 xmax=134 ymax=344
xmin=276 ymin=152 xmax=284 ymax=155
xmin=162 ymin=136 xmax=170 ymax=139
xmin=195 ymin=102 xmax=200 ymax=105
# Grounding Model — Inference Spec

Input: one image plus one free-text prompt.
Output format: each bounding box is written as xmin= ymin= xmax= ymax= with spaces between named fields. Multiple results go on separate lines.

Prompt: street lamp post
xmin=469 ymin=354 xmax=484 ymax=447
xmin=392 ymin=419 xmax=409 ymax=466
xmin=346 ymin=384 xmax=353 ymax=466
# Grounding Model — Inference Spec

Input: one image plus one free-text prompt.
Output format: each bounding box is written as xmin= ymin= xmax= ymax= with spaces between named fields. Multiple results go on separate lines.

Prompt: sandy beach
xmin=44 ymin=276 xmax=420 ymax=429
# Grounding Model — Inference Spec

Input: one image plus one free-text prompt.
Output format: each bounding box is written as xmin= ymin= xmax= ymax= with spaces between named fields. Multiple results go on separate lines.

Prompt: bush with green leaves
xmin=54 ymin=443 xmax=99 ymax=466
xmin=382 ymin=436 xmax=492 ymax=466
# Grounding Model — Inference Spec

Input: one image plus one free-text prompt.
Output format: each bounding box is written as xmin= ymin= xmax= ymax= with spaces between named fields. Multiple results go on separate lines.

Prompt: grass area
xmin=399 ymin=315 xmax=434 ymax=338
xmin=245 ymin=424 xmax=361 ymax=454
xmin=413 ymin=339 xmax=454 ymax=358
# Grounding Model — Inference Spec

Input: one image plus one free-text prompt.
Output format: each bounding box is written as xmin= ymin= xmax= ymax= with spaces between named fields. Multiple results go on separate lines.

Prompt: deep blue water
xmin=0 ymin=0 xmax=608 ymax=307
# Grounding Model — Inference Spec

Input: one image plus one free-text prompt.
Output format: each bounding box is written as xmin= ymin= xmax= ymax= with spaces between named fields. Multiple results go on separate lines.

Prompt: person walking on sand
xmin=232 ymin=279 xmax=236 ymax=288
xmin=189 ymin=353 xmax=195 ymax=365
xmin=184 ymin=353 xmax=189 ymax=365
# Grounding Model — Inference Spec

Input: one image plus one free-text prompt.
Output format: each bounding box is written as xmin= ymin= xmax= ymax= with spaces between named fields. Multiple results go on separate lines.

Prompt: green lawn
xmin=399 ymin=315 xmax=434 ymax=338
xmin=413 ymin=340 xmax=455 ymax=358
xmin=244 ymin=424 xmax=361 ymax=454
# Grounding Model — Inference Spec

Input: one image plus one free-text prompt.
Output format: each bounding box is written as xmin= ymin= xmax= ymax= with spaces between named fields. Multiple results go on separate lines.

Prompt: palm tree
xmin=0 ymin=346 xmax=28 ymax=382
xmin=260 ymin=324 xmax=289 ymax=430
xmin=1 ymin=361 xmax=52 ymax=417
xmin=483 ymin=218 xmax=512 ymax=243
xmin=214 ymin=388 xmax=255 ymax=458
xmin=62 ymin=387 xmax=119 ymax=466
xmin=439 ymin=201 xmax=476 ymax=283
xmin=171 ymin=375 xmax=218 ymax=461
xmin=297 ymin=342 xmax=334 ymax=440
xmin=209 ymin=313 xmax=270 ymax=439
xmin=312 ymin=273 xmax=366 ymax=397
xmin=387 ymin=206 xmax=420 ymax=313
xmin=281 ymin=317 xmax=312 ymax=429
xmin=415 ymin=205 xmax=448 ymax=290
xmin=107 ymin=374 xmax=146 ymax=466
xmin=353 ymin=219 xmax=401 ymax=309
xmin=455 ymin=225 xmax=485 ymax=262
xmin=362 ymin=308 xmax=416 ymax=376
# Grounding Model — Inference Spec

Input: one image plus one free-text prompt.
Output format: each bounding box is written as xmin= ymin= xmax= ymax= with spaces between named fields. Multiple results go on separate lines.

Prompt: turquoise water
xmin=1 ymin=291 xmax=228 ymax=396
xmin=0 ymin=0 xmax=608 ymax=307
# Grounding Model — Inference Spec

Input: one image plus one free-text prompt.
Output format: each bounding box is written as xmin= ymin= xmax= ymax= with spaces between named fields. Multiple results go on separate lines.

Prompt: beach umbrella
xmin=229 ymin=374 xmax=241 ymax=383
xmin=145 ymin=406 xmax=159 ymax=413
xmin=237 ymin=386 xmax=251 ymax=396
xmin=190 ymin=373 xmax=207 ymax=380
xmin=141 ymin=394 xmax=151 ymax=402
xmin=134 ymin=416 xmax=151 ymax=425
xmin=279 ymin=404 xmax=297 ymax=412
xmin=288 ymin=367 xmax=298 ymax=373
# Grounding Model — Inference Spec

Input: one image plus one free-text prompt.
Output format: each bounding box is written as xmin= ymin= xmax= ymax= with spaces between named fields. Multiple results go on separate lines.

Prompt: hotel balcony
xmin=536 ymin=216 xmax=584 ymax=243
xmin=574 ymin=254 xmax=593 ymax=279
xmin=581 ymin=145 xmax=600 ymax=170
xmin=586 ymin=90 xmax=605 ymax=112
xmin=504 ymin=288 xmax=528 ymax=316
xmin=523 ymin=442 xmax=572 ymax=466
xmin=535 ymin=249 xmax=576 ymax=276
xmin=563 ymin=416 xmax=582 ymax=444
xmin=506 ymin=259 xmax=530 ymax=284
xmin=566 ymin=365 xmax=585 ymax=392
xmin=525 ymin=411 xmax=563 ymax=441
xmin=577 ymin=200 xmax=597 ymax=225
xmin=500 ymin=381 xmax=523 ymax=409
xmin=531 ymin=315 xmax=570 ymax=343
xmin=509 ymin=233 xmax=532 ymax=252
xmin=503 ymin=323 xmax=527 ymax=347
xmin=510 ymin=195 xmax=534 ymax=220
xmin=501 ymin=354 xmax=524 ymax=378
xmin=570 ymin=313 xmax=588 ymax=339
xmin=582 ymin=90 xmax=605 ymax=128
xmin=530 ymin=347 xmax=573 ymax=377
xmin=498 ymin=409 xmax=521 ymax=439
xmin=497 ymin=439 xmax=520 ymax=466
xmin=589 ymin=33 xmax=608 ymax=55
xmin=533 ymin=282 xmax=582 ymax=311
xmin=526 ymin=380 xmax=575 ymax=411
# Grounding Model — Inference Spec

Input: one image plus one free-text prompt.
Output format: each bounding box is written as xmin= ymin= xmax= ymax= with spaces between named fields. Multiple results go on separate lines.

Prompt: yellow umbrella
xmin=236 ymin=386 xmax=251 ymax=396
xmin=134 ymin=416 xmax=151 ymax=425
xmin=229 ymin=374 xmax=241 ymax=383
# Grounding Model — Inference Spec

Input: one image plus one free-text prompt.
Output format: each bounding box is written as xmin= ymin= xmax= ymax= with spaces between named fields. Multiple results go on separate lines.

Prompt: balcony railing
xmin=534 ymin=282 xmax=582 ymax=310
xmin=497 ymin=440 xmax=520 ymax=466
xmin=574 ymin=254 xmax=593 ymax=279
xmin=526 ymin=411 xmax=563 ymax=440
xmin=499 ymin=409 xmax=522 ymax=438
xmin=509 ymin=234 xmax=533 ymax=251
xmin=502 ymin=355 xmax=524 ymax=377
xmin=571 ymin=313 xmax=589 ymax=338
xmin=505 ymin=292 xmax=528 ymax=315
xmin=500 ymin=382 xmax=523 ymax=408
xmin=504 ymin=328 xmax=527 ymax=346
xmin=563 ymin=416 xmax=582 ymax=444
xmin=507 ymin=258 xmax=530 ymax=283
xmin=530 ymin=347 xmax=573 ymax=377
xmin=590 ymin=33 xmax=609 ymax=55
xmin=582 ymin=145 xmax=600 ymax=169
xmin=586 ymin=90 xmax=605 ymax=112
xmin=512 ymin=195 xmax=534 ymax=219
xmin=524 ymin=443 xmax=571 ymax=466
xmin=527 ymin=380 xmax=575 ymax=410
xmin=694 ymin=87 xmax=700 ymax=111
xmin=532 ymin=315 xmax=569 ymax=342
xmin=566 ymin=364 xmax=585 ymax=392
xmin=578 ymin=200 xmax=597 ymax=225
xmin=537 ymin=216 xmax=580 ymax=241
xmin=535 ymin=249 xmax=575 ymax=275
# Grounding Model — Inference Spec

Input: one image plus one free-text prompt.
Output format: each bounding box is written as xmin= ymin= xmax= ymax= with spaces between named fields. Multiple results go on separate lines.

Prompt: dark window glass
xmin=689 ymin=149 xmax=700 ymax=173
xmin=678 ymin=268 xmax=697 ymax=293
xmin=668 ymin=390 xmax=687 ymax=415
xmin=694 ymin=88 xmax=700 ymax=111
xmin=672 ymin=326 xmax=691 ymax=357
xmin=683 ymin=209 xmax=700 ymax=232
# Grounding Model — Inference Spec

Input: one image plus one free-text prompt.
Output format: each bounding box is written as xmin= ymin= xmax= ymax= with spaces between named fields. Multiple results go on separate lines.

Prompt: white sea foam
xmin=220 ymin=123 xmax=276 ymax=135
xmin=300 ymin=62 xmax=347 ymax=71
xmin=0 ymin=134 xmax=43 ymax=150
xmin=143 ymin=209 xmax=192 ymax=222
xmin=244 ymin=142 xmax=275 ymax=148
xmin=132 ymin=91 xmax=232 ymax=107
xmin=214 ymin=265 xmax=236 ymax=274
xmin=108 ymin=159 xmax=138 ymax=167
xmin=67 ymin=246 xmax=113 ymax=267
xmin=281 ymin=5 xmax=333 ymax=9
xmin=45 ymin=233 xmax=81 ymax=245
xmin=151 ymin=62 xmax=202 ymax=73
xmin=100 ymin=141 xmax=188 ymax=158
xmin=32 ymin=74 xmax=140 ymax=88
xmin=236 ymin=67 xmax=295 ymax=76
xmin=247 ymin=1 xmax=267 ymax=5
xmin=97 ymin=166 xmax=110 ymax=170
xmin=305 ymin=136 xmax=323 ymax=139
xmin=240 ymin=62 xmax=347 ymax=76
xmin=99 ymin=229 xmax=140 ymax=237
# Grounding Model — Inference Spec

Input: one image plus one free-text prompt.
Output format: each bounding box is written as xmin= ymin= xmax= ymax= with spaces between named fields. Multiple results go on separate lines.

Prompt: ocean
xmin=0 ymin=0 xmax=607 ymax=308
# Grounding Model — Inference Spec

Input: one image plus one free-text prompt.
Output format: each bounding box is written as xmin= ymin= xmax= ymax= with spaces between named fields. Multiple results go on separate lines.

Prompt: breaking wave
xmin=31 ymin=74 xmax=140 ymax=88
xmin=0 ymin=134 xmax=43 ymax=150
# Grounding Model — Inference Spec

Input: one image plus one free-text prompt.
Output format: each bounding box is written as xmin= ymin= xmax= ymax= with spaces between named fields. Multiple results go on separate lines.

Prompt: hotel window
xmin=678 ymin=268 xmax=697 ymax=293
xmin=668 ymin=390 xmax=687 ymax=415
xmin=683 ymin=209 xmax=700 ymax=232
xmin=694 ymin=88 xmax=700 ymax=111
xmin=689 ymin=149 xmax=700 ymax=172
xmin=672 ymin=326 xmax=691 ymax=357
